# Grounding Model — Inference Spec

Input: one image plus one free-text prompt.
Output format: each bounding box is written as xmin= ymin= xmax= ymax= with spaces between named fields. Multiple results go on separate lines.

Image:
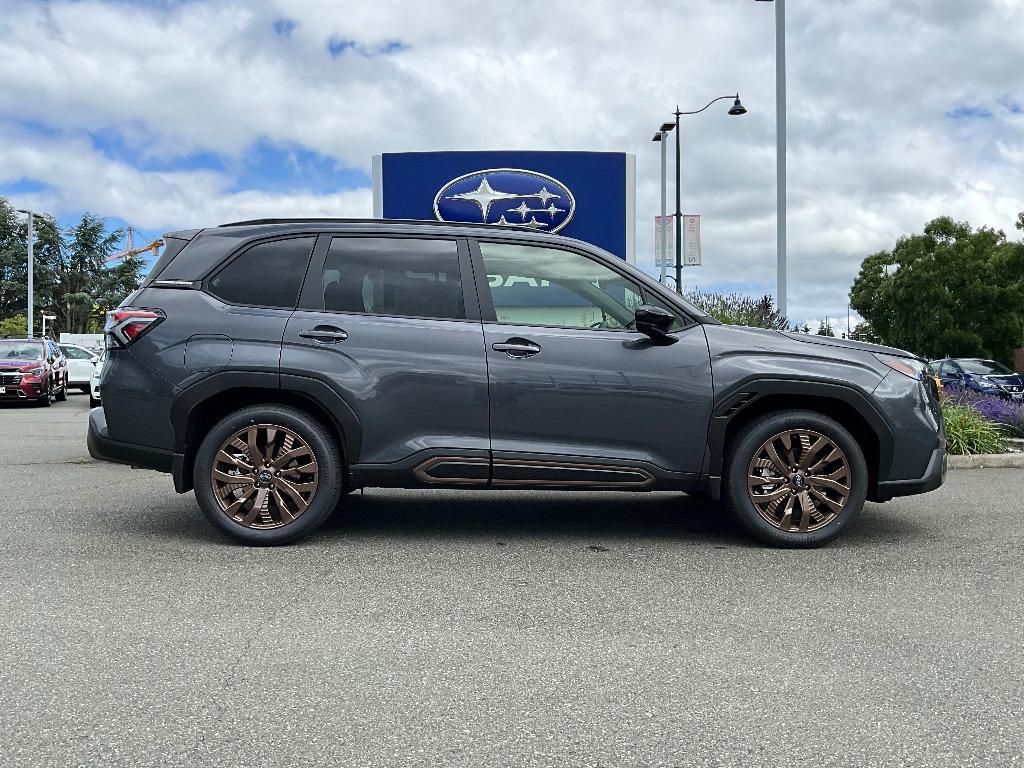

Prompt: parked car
xmin=60 ymin=343 xmax=101 ymax=393
xmin=0 ymin=337 xmax=68 ymax=406
xmin=89 ymin=219 xmax=946 ymax=547
xmin=931 ymin=358 xmax=1024 ymax=401
xmin=89 ymin=351 xmax=105 ymax=408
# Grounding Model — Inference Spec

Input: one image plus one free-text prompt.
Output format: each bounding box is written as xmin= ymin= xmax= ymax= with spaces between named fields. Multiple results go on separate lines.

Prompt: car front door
xmin=471 ymin=238 xmax=713 ymax=487
xmin=281 ymin=233 xmax=490 ymax=486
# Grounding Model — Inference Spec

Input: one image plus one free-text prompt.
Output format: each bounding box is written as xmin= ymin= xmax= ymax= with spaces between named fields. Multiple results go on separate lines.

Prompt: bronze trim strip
xmin=413 ymin=455 xmax=656 ymax=488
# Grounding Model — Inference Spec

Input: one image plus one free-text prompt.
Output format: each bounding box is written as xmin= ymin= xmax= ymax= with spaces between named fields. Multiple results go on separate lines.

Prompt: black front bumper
xmin=872 ymin=441 xmax=947 ymax=502
xmin=88 ymin=406 xmax=175 ymax=474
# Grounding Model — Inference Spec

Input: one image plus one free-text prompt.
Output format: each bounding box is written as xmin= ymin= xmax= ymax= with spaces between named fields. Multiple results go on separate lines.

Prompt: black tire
xmin=37 ymin=381 xmax=51 ymax=407
xmin=55 ymin=375 xmax=67 ymax=402
xmin=193 ymin=404 xmax=344 ymax=545
xmin=725 ymin=410 xmax=867 ymax=548
xmin=89 ymin=395 xmax=100 ymax=408
xmin=79 ymin=385 xmax=91 ymax=394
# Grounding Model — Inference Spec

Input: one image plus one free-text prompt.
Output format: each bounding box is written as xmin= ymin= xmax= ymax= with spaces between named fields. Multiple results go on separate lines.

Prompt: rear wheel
xmin=193 ymin=405 xmax=344 ymax=545
xmin=89 ymin=394 xmax=100 ymax=408
xmin=725 ymin=410 xmax=867 ymax=547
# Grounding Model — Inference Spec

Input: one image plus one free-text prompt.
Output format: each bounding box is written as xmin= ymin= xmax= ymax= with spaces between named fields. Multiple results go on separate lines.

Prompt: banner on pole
xmin=654 ymin=215 xmax=674 ymax=268
xmin=682 ymin=214 xmax=701 ymax=266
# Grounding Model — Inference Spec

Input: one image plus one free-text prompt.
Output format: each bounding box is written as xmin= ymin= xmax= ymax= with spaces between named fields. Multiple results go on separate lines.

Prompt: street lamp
xmin=756 ymin=0 xmax=787 ymax=316
xmin=41 ymin=314 xmax=57 ymax=338
xmin=651 ymin=121 xmax=675 ymax=284
xmin=15 ymin=208 xmax=38 ymax=338
xmin=668 ymin=94 xmax=747 ymax=294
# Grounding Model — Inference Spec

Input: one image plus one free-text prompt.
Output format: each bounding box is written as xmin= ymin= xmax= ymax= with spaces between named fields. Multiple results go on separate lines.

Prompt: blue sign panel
xmin=373 ymin=151 xmax=635 ymax=262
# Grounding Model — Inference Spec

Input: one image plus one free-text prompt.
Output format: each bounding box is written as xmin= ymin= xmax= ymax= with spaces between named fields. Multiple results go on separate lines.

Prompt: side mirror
xmin=90 ymin=356 xmax=100 ymax=364
xmin=634 ymin=304 xmax=676 ymax=344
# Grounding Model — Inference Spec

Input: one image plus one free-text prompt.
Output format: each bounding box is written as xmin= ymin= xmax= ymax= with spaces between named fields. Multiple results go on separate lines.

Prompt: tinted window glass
xmin=61 ymin=345 xmax=93 ymax=360
xmin=209 ymin=237 xmax=314 ymax=308
xmin=479 ymin=242 xmax=655 ymax=330
xmin=321 ymin=237 xmax=464 ymax=320
xmin=958 ymin=359 xmax=1012 ymax=375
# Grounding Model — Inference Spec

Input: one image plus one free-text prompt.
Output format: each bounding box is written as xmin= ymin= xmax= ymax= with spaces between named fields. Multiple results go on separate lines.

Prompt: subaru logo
xmin=433 ymin=168 xmax=576 ymax=232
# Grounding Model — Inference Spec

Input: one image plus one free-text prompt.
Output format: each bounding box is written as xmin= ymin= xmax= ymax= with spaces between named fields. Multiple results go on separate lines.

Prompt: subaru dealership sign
xmin=373 ymin=151 xmax=636 ymax=263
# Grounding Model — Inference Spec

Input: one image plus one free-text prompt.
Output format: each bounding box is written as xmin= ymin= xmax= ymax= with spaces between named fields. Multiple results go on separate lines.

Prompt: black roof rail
xmin=216 ymin=217 xmax=547 ymax=232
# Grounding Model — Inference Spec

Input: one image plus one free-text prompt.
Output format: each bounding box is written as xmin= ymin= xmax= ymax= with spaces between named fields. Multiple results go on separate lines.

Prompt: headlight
xmin=874 ymin=355 xmax=928 ymax=380
xmin=975 ymin=377 xmax=1001 ymax=389
xmin=26 ymin=367 xmax=44 ymax=376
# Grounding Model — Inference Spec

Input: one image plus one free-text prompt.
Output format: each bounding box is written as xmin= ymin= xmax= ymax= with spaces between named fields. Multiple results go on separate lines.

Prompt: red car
xmin=0 ymin=338 xmax=68 ymax=406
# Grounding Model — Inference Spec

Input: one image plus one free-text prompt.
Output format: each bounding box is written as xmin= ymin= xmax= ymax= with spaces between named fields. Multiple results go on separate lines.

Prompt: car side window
xmin=208 ymin=237 xmax=315 ymax=308
xmin=478 ymin=241 xmax=664 ymax=331
xmin=62 ymin=346 xmax=91 ymax=360
xmin=320 ymin=237 xmax=465 ymax=320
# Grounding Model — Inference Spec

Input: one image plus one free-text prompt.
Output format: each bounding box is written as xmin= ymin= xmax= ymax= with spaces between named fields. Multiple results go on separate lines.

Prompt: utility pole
xmin=774 ymin=0 xmax=787 ymax=317
xmin=16 ymin=209 xmax=35 ymax=337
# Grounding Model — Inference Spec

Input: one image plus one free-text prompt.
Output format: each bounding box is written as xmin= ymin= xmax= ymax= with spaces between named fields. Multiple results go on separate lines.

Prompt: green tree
xmin=816 ymin=319 xmax=834 ymax=336
xmin=849 ymin=216 xmax=1024 ymax=364
xmin=0 ymin=314 xmax=27 ymax=336
xmin=0 ymin=198 xmax=143 ymax=335
xmin=0 ymin=199 xmax=63 ymax=325
xmin=849 ymin=321 xmax=880 ymax=344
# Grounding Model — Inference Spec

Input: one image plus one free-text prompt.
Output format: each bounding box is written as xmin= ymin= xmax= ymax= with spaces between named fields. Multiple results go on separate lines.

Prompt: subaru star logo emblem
xmin=433 ymin=168 xmax=576 ymax=232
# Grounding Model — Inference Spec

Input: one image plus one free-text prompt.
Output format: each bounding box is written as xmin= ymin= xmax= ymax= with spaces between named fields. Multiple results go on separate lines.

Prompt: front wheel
xmin=54 ymin=375 xmax=67 ymax=402
xmin=37 ymin=381 xmax=51 ymax=407
xmin=725 ymin=410 xmax=867 ymax=547
xmin=193 ymin=405 xmax=344 ymax=545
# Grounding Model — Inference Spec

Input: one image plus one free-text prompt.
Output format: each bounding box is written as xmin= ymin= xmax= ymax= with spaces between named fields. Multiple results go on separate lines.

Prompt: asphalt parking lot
xmin=2 ymin=394 xmax=1022 ymax=767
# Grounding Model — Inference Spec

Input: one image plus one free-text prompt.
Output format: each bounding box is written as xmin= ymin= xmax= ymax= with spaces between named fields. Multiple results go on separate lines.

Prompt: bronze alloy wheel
xmin=209 ymin=423 xmax=319 ymax=529
xmin=746 ymin=428 xmax=851 ymax=533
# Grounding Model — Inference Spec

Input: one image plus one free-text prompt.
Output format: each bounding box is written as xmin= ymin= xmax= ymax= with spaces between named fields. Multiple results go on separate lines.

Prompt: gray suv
xmin=88 ymin=219 xmax=946 ymax=547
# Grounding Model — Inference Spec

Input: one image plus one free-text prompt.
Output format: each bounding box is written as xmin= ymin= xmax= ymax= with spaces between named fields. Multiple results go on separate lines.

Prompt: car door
xmin=61 ymin=345 xmax=94 ymax=384
xmin=281 ymin=233 xmax=490 ymax=484
xmin=471 ymin=238 xmax=713 ymax=487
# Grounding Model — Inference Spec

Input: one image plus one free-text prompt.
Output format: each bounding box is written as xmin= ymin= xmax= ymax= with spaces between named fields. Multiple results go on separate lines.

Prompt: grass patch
xmin=942 ymin=401 xmax=1008 ymax=455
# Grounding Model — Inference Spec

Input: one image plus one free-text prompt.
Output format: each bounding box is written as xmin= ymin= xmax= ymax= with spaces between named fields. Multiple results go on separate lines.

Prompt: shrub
xmin=943 ymin=389 xmax=1024 ymax=437
xmin=941 ymin=401 xmax=1008 ymax=455
xmin=684 ymin=291 xmax=788 ymax=330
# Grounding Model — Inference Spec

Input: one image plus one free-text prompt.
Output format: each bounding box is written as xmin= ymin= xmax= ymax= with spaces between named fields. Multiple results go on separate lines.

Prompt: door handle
xmin=298 ymin=327 xmax=349 ymax=343
xmin=492 ymin=340 xmax=541 ymax=358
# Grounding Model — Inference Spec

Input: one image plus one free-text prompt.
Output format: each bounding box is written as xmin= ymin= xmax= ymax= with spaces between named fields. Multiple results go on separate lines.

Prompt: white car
xmin=89 ymin=351 xmax=105 ymax=408
xmin=60 ymin=344 xmax=101 ymax=394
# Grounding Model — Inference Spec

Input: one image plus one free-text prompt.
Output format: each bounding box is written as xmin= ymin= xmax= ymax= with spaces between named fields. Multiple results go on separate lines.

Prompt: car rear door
xmin=470 ymin=237 xmax=713 ymax=487
xmin=281 ymin=233 xmax=490 ymax=485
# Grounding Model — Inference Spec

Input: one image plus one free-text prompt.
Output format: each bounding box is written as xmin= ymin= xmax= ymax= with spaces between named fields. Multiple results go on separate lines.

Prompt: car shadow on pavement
xmin=317 ymin=490 xmax=755 ymax=546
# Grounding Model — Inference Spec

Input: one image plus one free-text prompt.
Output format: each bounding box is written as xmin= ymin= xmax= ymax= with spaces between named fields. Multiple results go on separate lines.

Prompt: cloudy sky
xmin=1 ymin=0 xmax=1022 ymax=327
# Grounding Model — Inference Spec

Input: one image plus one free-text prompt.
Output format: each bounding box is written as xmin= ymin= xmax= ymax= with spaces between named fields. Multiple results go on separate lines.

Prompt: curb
xmin=947 ymin=452 xmax=1024 ymax=469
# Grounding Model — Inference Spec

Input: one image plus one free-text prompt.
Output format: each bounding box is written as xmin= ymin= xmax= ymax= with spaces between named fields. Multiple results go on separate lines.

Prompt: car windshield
xmin=0 ymin=341 xmax=43 ymax=361
xmin=958 ymin=359 xmax=1012 ymax=375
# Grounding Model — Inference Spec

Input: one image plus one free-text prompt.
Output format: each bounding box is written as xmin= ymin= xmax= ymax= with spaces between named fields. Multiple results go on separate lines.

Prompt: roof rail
xmin=216 ymin=217 xmax=547 ymax=232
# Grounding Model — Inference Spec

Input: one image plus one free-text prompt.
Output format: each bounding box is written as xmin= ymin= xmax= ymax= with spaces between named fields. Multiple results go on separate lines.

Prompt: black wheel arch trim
xmin=168 ymin=369 xmax=363 ymax=493
xmin=701 ymin=377 xmax=895 ymax=497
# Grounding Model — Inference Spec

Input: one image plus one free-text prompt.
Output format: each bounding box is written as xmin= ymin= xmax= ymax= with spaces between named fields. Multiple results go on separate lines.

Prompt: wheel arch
xmin=170 ymin=372 xmax=361 ymax=493
xmin=701 ymin=379 xmax=893 ymax=502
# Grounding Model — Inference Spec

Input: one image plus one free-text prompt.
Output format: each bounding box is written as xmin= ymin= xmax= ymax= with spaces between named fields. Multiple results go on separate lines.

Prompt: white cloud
xmin=0 ymin=0 xmax=1022 ymax=320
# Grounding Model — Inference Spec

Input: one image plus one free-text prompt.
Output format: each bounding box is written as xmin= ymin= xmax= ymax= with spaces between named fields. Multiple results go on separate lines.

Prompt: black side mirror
xmin=634 ymin=304 xmax=676 ymax=344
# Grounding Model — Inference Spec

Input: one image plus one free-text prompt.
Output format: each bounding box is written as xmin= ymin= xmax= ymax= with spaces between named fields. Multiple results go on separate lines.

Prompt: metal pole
xmin=27 ymin=211 xmax=34 ymax=338
xmin=674 ymin=108 xmax=683 ymax=295
xmin=659 ymin=131 xmax=667 ymax=284
xmin=775 ymin=0 xmax=787 ymax=317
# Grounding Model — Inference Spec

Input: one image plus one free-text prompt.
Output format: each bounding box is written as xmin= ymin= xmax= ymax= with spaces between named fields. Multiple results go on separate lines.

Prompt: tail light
xmin=105 ymin=308 xmax=165 ymax=349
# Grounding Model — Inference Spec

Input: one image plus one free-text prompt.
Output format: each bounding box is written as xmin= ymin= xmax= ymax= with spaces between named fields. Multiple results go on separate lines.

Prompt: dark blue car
xmin=931 ymin=358 xmax=1024 ymax=401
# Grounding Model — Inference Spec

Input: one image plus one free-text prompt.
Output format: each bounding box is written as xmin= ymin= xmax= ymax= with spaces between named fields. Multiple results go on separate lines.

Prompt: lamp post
xmin=42 ymin=314 xmax=57 ymax=338
xmin=667 ymin=94 xmax=747 ymax=294
xmin=756 ymin=0 xmax=786 ymax=316
xmin=15 ymin=209 xmax=37 ymax=338
xmin=651 ymin=121 xmax=675 ymax=284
